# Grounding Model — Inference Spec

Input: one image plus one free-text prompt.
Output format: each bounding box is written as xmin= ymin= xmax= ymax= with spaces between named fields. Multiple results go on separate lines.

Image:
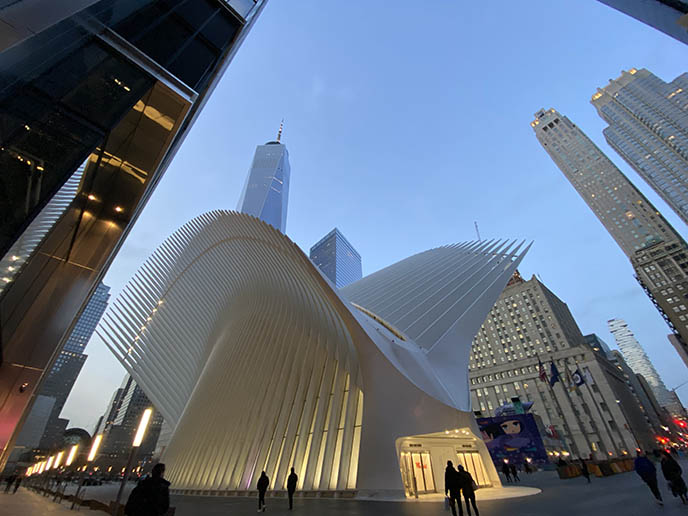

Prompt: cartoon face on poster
xmin=476 ymin=414 xmax=548 ymax=465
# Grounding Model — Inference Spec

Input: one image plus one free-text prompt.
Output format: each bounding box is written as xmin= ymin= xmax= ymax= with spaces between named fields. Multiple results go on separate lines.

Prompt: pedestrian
xmin=444 ymin=461 xmax=463 ymax=516
xmin=523 ymin=461 xmax=531 ymax=474
xmin=287 ymin=467 xmax=298 ymax=510
xmin=456 ymin=464 xmax=479 ymax=516
xmin=501 ymin=462 xmax=512 ymax=483
xmin=509 ymin=463 xmax=520 ymax=482
xmin=661 ymin=450 xmax=687 ymax=504
xmin=4 ymin=474 xmax=15 ymax=493
xmin=12 ymin=475 xmax=21 ymax=493
xmin=634 ymin=450 xmax=664 ymax=506
xmin=124 ymin=463 xmax=170 ymax=516
xmin=257 ymin=471 xmax=269 ymax=512
xmin=579 ymin=459 xmax=590 ymax=483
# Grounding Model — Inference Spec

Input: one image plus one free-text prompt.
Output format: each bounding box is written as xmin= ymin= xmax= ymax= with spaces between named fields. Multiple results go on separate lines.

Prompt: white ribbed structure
xmin=100 ymin=211 xmax=529 ymax=496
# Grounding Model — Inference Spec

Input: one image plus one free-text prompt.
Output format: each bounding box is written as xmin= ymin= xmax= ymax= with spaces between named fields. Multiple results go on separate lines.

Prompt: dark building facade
xmin=99 ymin=375 xmax=163 ymax=471
xmin=597 ymin=0 xmax=688 ymax=45
xmin=0 ymin=0 xmax=268 ymax=469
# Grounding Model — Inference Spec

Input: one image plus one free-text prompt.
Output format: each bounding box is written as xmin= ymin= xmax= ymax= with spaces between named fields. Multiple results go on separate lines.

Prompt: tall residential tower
xmin=607 ymin=318 xmax=674 ymax=409
xmin=531 ymin=108 xmax=688 ymax=363
xmin=592 ymin=68 xmax=688 ymax=225
xmin=310 ymin=228 xmax=362 ymax=288
xmin=237 ymin=123 xmax=290 ymax=233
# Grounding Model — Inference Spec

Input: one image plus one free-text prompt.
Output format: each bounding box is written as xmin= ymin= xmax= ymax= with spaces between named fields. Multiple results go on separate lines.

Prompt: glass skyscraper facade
xmin=0 ymin=0 xmax=267 ymax=469
xmin=237 ymin=135 xmax=290 ymax=233
xmin=532 ymin=108 xmax=688 ymax=367
xmin=8 ymin=282 xmax=110 ymax=465
xmin=592 ymin=68 xmax=688 ymax=225
xmin=310 ymin=228 xmax=362 ymax=288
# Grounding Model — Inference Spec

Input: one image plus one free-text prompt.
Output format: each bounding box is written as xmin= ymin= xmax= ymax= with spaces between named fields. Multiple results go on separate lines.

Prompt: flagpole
xmin=574 ymin=358 xmax=621 ymax=457
xmin=537 ymin=354 xmax=579 ymax=458
xmin=550 ymin=355 xmax=594 ymax=459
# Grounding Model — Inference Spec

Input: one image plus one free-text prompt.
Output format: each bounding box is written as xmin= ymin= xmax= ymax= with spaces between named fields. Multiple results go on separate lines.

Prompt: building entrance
xmin=400 ymin=450 xmax=436 ymax=496
xmin=398 ymin=429 xmax=496 ymax=498
xmin=455 ymin=451 xmax=490 ymax=487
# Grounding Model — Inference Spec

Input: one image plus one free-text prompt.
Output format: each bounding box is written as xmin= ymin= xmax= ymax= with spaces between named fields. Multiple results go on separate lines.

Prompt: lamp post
xmin=72 ymin=434 xmax=102 ymax=509
xmin=113 ymin=408 xmax=152 ymax=513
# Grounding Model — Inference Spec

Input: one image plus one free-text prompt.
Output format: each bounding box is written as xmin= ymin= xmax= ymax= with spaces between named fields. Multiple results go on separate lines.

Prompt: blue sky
xmin=63 ymin=1 xmax=688 ymax=430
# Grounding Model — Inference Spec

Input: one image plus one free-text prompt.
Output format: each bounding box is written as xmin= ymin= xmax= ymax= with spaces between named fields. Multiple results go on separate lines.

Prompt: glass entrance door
xmin=400 ymin=450 xmax=436 ymax=496
xmin=456 ymin=451 xmax=490 ymax=487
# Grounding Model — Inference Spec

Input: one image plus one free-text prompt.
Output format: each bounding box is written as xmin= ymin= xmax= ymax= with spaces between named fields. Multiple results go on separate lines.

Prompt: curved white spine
xmin=99 ymin=211 xmax=529 ymax=495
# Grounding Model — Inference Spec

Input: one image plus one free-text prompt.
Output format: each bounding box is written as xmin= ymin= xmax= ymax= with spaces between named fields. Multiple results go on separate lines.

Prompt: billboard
xmin=476 ymin=414 xmax=549 ymax=466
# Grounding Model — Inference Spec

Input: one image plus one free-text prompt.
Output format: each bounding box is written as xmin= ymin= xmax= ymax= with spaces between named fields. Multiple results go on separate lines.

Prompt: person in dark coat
xmin=634 ymin=451 xmax=663 ymax=505
xmin=661 ymin=450 xmax=687 ymax=504
xmin=286 ymin=467 xmax=298 ymax=510
xmin=501 ymin=462 xmax=512 ymax=483
xmin=4 ymin=474 xmax=15 ymax=493
xmin=257 ymin=471 xmax=269 ymax=512
xmin=509 ymin=464 xmax=520 ymax=482
xmin=579 ymin=459 xmax=590 ymax=483
xmin=444 ymin=461 xmax=463 ymax=516
xmin=12 ymin=475 xmax=21 ymax=493
xmin=456 ymin=464 xmax=479 ymax=516
xmin=124 ymin=463 xmax=170 ymax=516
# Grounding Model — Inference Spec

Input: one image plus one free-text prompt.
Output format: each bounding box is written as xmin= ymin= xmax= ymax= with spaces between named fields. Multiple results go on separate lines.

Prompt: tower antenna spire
xmin=277 ymin=119 xmax=284 ymax=143
xmin=474 ymin=221 xmax=481 ymax=242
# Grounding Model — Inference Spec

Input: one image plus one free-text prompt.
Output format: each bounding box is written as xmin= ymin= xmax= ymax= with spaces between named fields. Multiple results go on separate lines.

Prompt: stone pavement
xmin=0 ymin=488 xmax=75 ymax=515
xmin=7 ymin=467 xmax=688 ymax=516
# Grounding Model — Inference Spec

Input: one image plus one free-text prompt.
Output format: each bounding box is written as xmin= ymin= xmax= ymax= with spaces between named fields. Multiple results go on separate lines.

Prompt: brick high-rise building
xmin=469 ymin=273 xmax=659 ymax=458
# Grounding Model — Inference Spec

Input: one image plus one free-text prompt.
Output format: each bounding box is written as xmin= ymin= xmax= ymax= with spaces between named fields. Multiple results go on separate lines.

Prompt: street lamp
xmin=54 ymin=451 xmax=64 ymax=469
xmin=114 ymin=408 xmax=153 ymax=512
xmin=72 ymin=434 xmax=102 ymax=509
xmin=65 ymin=444 xmax=78 ymax=466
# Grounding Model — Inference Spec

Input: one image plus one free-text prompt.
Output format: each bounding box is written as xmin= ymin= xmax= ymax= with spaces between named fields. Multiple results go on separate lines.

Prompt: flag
xmin=538 ymin=358 xmax=548 ymax=383
xmin=549 ymin=362 xmax=560 ymax=387
xmin=572 ymin=368 xmax=586 ymax=387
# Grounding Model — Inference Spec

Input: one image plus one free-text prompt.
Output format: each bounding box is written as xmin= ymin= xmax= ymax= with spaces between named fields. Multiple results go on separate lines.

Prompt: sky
xmin=62 ymin=1 xmax=688 ymax=431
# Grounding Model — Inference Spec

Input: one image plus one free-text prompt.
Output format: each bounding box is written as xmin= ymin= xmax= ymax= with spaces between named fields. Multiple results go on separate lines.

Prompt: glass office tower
xmin=310 ymin=228 xmax=362 ymax=288
xmin=0 ymin=0 xmax=268 ymax=469
xmin=237 ymin=127 xmax=290 ymax=233
xmin=592 ymin=68 xmax=688 ymax=226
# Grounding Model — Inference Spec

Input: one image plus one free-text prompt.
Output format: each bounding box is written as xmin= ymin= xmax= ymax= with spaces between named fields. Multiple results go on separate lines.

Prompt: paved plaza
xmin=4 ymin=465 xmax=688 ymax=516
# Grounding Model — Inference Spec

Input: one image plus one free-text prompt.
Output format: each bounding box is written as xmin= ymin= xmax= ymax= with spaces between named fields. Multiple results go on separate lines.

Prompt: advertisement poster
xmin=476 ymin=414 xmax=549 ymax=466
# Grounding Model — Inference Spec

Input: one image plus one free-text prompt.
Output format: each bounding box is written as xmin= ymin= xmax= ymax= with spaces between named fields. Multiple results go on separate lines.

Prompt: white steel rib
xmin=99 ymin=210 xmax=530 ymax=495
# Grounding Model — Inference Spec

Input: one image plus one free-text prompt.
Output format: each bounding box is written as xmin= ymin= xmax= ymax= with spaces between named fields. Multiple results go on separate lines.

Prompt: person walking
xmin=501 ymin=462 xmax=512 ymax=483
xmin=634 ymin=451 xmax=664 ymax=506
xmin=257 ymin=471 xmax=269 ymax=512
xmin=457 ymin=464 xmax=479 ymax=516
xmin=287 ymin=467 xmax=298 ymax=510
xmin=4 ymin=474 xmax=15 ymax=493
xmin=661 ymin=450 xmax=687 ymax=504
xmin=509 ymin=464 xmax=520 ymax=482
xmin=444 ymin=461 xmax=463 ymax=516
xmin=12 ymin=475 xmax=21 ymax=493
xmin=124 ymin=463 xmax=170 ymax=516
xmin=579 ymin=459 xmax=590 ymax=483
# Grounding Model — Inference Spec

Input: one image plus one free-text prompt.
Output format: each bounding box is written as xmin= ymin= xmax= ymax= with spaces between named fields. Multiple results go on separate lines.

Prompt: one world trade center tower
xmin=237 ymin=122 xmax=290 ymax=233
